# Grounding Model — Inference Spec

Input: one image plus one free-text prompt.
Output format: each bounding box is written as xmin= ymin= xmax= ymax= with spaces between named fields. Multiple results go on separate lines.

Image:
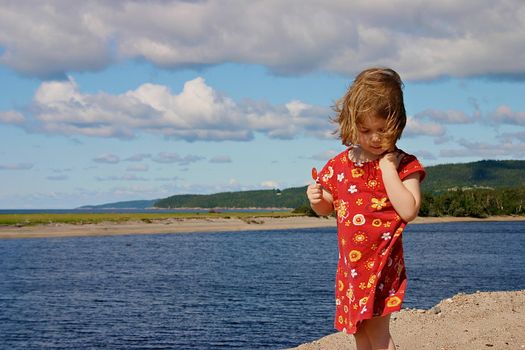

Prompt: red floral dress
xmin=317 ymin=147 xmax=425 ymax=334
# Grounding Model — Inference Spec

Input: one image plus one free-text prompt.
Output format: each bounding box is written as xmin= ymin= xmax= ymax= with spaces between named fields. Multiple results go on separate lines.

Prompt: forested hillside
xmin=420 ymin=185 xmax=525 ymax=217
xmin=79 ymin=199 xmax=158 ymax=209
xmin=422 ymin=160 xmax=525 ymax=193
xmin=84 ymin=160 xmax=525 ymax=217
xmin=154 ymin=187 xmax=308 ymax=209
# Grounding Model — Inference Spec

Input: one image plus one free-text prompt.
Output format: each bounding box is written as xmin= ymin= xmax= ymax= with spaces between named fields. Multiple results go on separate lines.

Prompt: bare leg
xmin=353 ymin=326 xmax=372 ymax=350
xmin=360 ymin=314 xmax=396 ymax=350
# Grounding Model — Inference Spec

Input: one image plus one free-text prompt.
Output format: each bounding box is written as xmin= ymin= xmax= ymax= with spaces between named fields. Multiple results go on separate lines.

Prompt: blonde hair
xmin=333 ymin=67 xmax=406 ymax=148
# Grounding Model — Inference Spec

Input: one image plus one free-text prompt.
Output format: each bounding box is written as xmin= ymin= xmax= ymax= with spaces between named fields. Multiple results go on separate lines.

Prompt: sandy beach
xmin=288 ymin=290 xmax=525 ymax=350
xmin=1 ymin=215 xmax=524 ymax=239
xmin=0 ymin=216 xmax=335 ymax=239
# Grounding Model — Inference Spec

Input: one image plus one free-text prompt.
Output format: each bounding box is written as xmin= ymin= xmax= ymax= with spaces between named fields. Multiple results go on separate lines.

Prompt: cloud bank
xmin=0 ymin=0 xmax=524 ymax=80
xmin=4 ymin=76 xmax=332 ymax=141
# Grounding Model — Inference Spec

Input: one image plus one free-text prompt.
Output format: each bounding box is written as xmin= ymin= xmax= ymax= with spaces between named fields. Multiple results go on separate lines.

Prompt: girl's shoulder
xmin=324 ymin=147 xmax=356 ymax=168
xmin=396 ymin=149 xmax=426 ymax=182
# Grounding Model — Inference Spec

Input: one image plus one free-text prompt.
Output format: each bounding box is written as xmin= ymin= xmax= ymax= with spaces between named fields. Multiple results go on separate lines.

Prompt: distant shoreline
xmin=0 ymin=215 xmax=524 ymax=239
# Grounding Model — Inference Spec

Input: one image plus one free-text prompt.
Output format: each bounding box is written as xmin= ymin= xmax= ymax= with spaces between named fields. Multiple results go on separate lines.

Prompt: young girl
xmin=307 ymin=67 xmax=425 ymax=350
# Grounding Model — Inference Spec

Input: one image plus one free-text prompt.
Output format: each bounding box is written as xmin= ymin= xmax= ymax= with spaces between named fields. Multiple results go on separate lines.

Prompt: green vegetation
xmin=78 ymin=199 xmax=157 ymax=209
xmin=31 ymin=160 xmax=525 ymax=221
xmin=0 ymin=211 xmax=301 ymax=227
xmin=420 ymin=186 xmax=525 ymax=218
xmin=422 ymin=160 xmax=525 ymax=193
xmin=419 ymin=160 xmax=525 ymax=218
xmin=154 ymin=186 xmax=309 ymax=209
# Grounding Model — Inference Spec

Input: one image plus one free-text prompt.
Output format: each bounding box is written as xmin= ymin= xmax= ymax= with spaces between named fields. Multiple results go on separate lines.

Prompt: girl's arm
xmin=306 ymin=183 xmax=334 ymax=216
xmin=379 ymin=152 xmax=422 ymax=222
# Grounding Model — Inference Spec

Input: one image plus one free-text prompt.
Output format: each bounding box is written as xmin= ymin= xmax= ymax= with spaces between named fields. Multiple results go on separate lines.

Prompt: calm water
xmin=0 ymin=221 xmax=524 ymax=349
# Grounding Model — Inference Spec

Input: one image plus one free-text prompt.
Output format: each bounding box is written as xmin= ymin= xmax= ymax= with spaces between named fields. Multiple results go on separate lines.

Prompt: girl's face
xmin=356 ymin=115 xmax=392 ymax=157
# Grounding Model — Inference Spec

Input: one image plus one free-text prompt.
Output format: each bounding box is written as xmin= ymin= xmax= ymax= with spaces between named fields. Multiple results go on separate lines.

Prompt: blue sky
xmin=1 ymin=1 xmax=525 ymax=209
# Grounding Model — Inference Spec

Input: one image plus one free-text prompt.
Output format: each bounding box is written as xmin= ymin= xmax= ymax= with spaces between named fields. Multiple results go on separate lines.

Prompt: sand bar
xmin=0 ymin=215 xmax=524 ymax=239
xmin=0 ymin=216 xmax=335 ymax=239
xmin=288 ymin=289 xmax=525 ymax=350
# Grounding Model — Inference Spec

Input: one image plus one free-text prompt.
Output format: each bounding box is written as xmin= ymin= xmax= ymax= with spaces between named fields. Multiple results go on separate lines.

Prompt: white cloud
xmin=490 ymin=105 xmax=525 ymax=125
xmin=261 ymin=180 xmax=280 ymax=189
xmin=498 ymin=131 xmax=525 ymax=142
xmin=47 ymin=175 xmax=68 ymax=181
xmin=209 ymin=155 xmax=232 ymax=163
xmin=126 ymin=164 xmax=149 ymax=172
xmin=413 ymin=150 xmax=437 ymax=161
xmin=0 ymin=111 xmax=25 ymax=124
xmin=93 ymin=154 xmax=120 ymax=164
xmin=96 ymin=174 xmax=149 ymax=181
xmin=440 ymin=139 xmax=525 ymax=158
xmin=7 ymin=76 xmax=332 ymax=142
xmin=124 ymin=153 xmax=152 ymax=162
xmin=1 ymin=1 xmax=524 ymax=80
xmin=0 ymin=162 xmax=33 ymax=170
xmin=404 ymin=116 xmax=446 ymax=137
xmin=151 ymin=152 xmax=205 ymax=165
xmin=415 ymin=108 xmax=474 ymax=124
xmin=309 ymin=149 xmax=339 ymax=161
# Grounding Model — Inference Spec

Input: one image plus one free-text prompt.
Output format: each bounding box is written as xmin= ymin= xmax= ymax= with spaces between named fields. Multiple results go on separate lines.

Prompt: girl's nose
xmin=371 ymin=133 xmax=381 ymax=142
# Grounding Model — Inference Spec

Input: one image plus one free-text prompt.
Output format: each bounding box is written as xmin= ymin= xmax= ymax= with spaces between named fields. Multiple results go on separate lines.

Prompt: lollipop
xmin=311 ymin=167 xmax=319 ymax=183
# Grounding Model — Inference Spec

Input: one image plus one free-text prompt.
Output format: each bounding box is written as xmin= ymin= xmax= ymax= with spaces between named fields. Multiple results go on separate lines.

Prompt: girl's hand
xmin=307 ymin=183 xmax=324 ymax=204
xmin=379 ymin=149 xmax=404 ymax=170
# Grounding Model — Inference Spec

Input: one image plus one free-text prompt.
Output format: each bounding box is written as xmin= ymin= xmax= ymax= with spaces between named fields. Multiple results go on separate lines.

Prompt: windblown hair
xmin=333 ymin=67 xmax=407 ymax=148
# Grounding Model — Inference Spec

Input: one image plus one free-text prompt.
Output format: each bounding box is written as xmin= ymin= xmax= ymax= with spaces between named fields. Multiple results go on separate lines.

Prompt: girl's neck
xmin=349 ymin=145 xmax=380 ymax=163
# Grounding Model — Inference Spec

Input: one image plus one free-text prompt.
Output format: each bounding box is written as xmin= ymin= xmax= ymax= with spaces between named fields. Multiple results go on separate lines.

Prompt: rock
xmin=430 ymin=306 xmax=441 ymax=314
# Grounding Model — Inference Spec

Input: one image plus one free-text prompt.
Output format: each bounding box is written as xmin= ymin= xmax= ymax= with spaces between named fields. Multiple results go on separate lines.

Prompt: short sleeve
xmin=318 ymin=158 xmax=339 ymax=200
xmin=398 ymin=154 xmax=426 ymax=182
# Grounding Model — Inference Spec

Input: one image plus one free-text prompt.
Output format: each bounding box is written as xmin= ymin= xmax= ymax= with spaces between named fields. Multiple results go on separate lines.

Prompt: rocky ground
xmin=289 ymin=290 xmax=525 ymax=350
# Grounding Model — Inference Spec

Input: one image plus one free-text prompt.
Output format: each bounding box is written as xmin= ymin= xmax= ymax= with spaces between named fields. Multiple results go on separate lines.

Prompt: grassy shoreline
xmin=1 ymin=211 xmax=525 ymax=227
xmin=0 ymin=211 xmax=301 ymax=227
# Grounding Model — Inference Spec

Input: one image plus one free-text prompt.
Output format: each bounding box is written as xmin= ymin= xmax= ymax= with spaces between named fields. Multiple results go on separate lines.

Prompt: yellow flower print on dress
xmin=322 ymin=166 xmax=334 ymax=183
xmin=394 ymin=227 xmax=404 ymax=237
xmin=366 ymin=179 xmax=379 ymax=189
xmin=371 ymin=197 xmax=388 ymax=210
xmin=359 ymin=297 xmax=368 ymax=307
xmin=372 ymin=218 xmax=382 ymax=227
xmin=352 ymin=231 xmax=368 ymax=244
xmin=349 ymin=250 xmax=362 ymax=262
xmin=346 ymin=287 xmax=354 ymax=301
xmin=338 ymin=280 xmax=345 ymax=292
xmin=386 ymin=296 xmax=402 ymax=308
xmin=352 ymin=213 xmax=365 ymax=226
xmin=336 ymin=200 xmax=349 ymax=223
xmin=351 ymin=168 xmax=365 ymax=178
xmin=367 ymin=274 xmax=377 ymax=288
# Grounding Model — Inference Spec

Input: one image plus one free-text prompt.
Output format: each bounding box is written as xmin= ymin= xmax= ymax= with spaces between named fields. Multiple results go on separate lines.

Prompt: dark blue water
xmin=0 ymin=221 xmax=524 ymax=350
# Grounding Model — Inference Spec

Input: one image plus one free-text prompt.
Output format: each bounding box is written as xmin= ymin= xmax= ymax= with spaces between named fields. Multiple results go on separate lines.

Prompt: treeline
xmin=154 ymin=186 xmax=308 ymax=209
xmin=294 ymin=186 xmax=525 ymax=218
xmin=88 ymin=160 xmax=525 ymax=218
xmin=422 ymin=160 xmax=525 ymax=193
xmin=419 ymin=186 xmax=525 ymax=218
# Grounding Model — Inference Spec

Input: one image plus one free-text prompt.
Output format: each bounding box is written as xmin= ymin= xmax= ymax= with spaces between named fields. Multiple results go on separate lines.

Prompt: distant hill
xmin=154 ymin=187 xmax=308 ymax=209
xmin=80 ymin=160 xmax=525 ymax=210
xmin=78 ymin=199 xmax=157 ymax=210
xmin=422 ymin=160 xmax=525 ymax=193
